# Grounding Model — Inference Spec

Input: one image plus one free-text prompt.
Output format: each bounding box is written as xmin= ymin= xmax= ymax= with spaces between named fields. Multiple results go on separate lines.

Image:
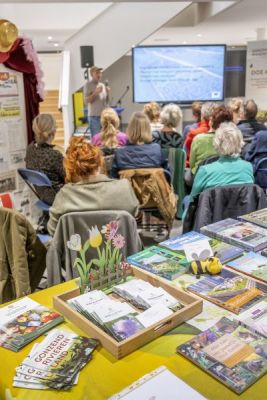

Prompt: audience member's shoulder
xmin=53 ymin=144 xmax=65 ymax=157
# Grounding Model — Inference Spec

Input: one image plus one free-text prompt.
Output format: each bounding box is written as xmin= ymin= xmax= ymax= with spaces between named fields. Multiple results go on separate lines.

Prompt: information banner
xmin=246 ymin=40 xmax=267 ymax=109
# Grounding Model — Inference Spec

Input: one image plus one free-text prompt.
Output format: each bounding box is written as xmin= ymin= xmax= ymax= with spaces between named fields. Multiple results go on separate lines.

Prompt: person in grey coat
xmin=47 ymin=137 xmax=139 ymax=236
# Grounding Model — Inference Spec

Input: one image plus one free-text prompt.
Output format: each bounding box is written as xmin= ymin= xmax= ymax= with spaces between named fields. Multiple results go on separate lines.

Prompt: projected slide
xmin=132 ymin=45 xmax=225 ymax=103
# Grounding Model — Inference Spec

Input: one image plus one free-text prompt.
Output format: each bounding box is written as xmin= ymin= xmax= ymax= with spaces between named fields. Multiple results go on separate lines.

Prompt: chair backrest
xmin=18 ymin=168 xmax=53 ymax=203
xmin=183 ymin=183 xmax=267 ymax=233
xmin=253 ymin=157 xmax=267 ymax=189
xmin=163 ymin=147 xmax=186 ymax=219
xmin=46 ymin=210 xmax=143 ymax=286
xmin=18 ymin=168 xmax=52 ymax=187
xmin=119 ymin=168 xmax=176 ymax=228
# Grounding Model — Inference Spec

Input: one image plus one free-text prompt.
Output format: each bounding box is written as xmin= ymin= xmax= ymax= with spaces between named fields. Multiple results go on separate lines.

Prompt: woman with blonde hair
xmin=47 ymin=137 xmax=139 ymax=235
xmin=91 ymin=108 xmax=127 ymax=154
xmin=228 ymin=97 xmax=244 ymax=124
xmin=25 ymin=113 xmax=65 ymax=205
xmin=143 ymin=102 xmax=163 ymax=131
xmin=111 ymin=111 xmax=169 ymax=178
xmin=152 ymin=103 xmax=183 ymax=148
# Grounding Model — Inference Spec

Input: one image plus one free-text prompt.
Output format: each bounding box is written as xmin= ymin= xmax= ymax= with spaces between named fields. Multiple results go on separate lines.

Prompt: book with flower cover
xmin=201 ymin=218 xmax=267 ymax=252
xmin=187 ymin=268 xmax=267 ymax=314
xmin=238 ymin=208 xmax=267 ymax=229
xmin=177 ymin=317 xmax=267 ymax=394
xmin=127 ymin=246 xmax=188 ymax=280
xmin=0 ymin=297 xmax=64 ymax=351
xmin=227 ymin=252 xmax=267 ymax=284
xmin=160 ymin=231 xmax=244 ymax=264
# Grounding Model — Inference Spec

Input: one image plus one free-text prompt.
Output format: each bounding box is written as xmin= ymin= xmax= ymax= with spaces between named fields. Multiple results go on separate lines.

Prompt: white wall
xmin=38 ymin=53 xmax=62 ymax=91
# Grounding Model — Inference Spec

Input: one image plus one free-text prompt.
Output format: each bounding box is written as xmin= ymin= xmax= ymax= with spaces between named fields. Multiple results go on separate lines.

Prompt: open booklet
xmin=108 ymin=365 xmax=206 ymax=400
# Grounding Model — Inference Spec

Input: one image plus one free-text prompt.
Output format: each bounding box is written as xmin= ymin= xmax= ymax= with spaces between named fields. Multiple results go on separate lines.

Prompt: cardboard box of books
xmin=53 ymin=266 xmax=202 ymax=359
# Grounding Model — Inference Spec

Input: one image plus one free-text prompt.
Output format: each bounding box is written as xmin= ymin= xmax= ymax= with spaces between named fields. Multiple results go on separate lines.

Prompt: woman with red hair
xmin=47 ymin=137 xmax=139 ymax=235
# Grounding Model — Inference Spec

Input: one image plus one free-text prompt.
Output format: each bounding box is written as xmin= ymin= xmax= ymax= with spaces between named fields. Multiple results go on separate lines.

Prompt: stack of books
xmin=187 ymin=268 xmax=267 ymax=314
xmin=177 ymin=317 xmax=267 ymax=394
xmin=227 ymin=251 xmax=267 ymax=284
xmin=160 ymin=231 xmax=244 ymax=264
xmin=0 ymin=297 xmax=64 ymax=351
xmin=127 ymin=246 xmax=188 ymax=280
xmin=201 ymin=218 xmax=267 ymax=252
xmin=238 ymin=208 xmax=267 ymax=229
xmin=13 ymin=329 xmax=99 ymax=390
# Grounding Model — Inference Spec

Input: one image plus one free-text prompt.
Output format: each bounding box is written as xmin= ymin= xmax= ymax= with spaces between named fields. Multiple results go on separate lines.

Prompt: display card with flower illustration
xmin=67 ymin=219 xmax=127 ymax=292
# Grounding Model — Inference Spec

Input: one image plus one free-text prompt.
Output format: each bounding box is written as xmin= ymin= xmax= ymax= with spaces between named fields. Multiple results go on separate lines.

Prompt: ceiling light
xmin=53 ymin=43 xmax=59 ymax=47
xmin=183 ymin=41 xmax=187 ymax=44
xmin=197 ymin=34 xmax=202 ymax=38
xmin=47 ymin=36 xmax=53 ymax=40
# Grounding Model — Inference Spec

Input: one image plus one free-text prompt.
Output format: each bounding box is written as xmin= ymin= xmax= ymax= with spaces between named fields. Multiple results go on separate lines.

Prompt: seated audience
xmin=48 ymin=137 xmax=139 ymax=235
xmin=228 ymin=97 xmax=243 ymax=124
xmin=190 ymin=105 xmax=233 ymax=174
xmin=183 ymin=101 xmax=202 ymax=140
xmin=91 ymin=108 xmax=127 ymax=155
xmin=152 ymin=103 xmax=183 ymax=148
xmin=111 ymin=112 xmax=169 ymax=178
xmin=143 ymin=102 xmax=163 ymax=132
xmin=246 ymin=130 xmax=267 ymax=166
xmin=237 ymin=99 xmax=267 ymax=156
xmin=25 ymin=113 xmax=65 ymax=205
xmin=185 ymin=102 xmax=216 ymax=165
xmin=190 ymin=122 xmax=254 ymax=200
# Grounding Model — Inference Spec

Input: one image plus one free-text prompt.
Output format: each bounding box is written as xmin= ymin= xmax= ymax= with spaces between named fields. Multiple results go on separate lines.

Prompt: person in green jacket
xmin=190 ymin=105 xmax=233 ymax=175
xmin=190 ymin=122 xmax=254 ymax=200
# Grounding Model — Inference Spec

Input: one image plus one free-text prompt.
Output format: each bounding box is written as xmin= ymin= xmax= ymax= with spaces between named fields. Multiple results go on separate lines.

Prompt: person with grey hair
xmin=189 ymin=122 xmax=254 ymax=199
xmin=152 ymin=103 xmax=183 ymax=148
xmin=185 ymin=102 xmax=216 ymax=165
xmin=237 ymin=99 xmax=267 ymax=156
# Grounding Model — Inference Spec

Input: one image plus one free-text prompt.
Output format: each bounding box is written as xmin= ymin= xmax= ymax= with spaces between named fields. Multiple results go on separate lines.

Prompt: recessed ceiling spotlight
xmin=183 ymin=41 xmax=187 ymax=44
xmin=197 ymin=34 xmax=202 ymax=38
xmin=53 ymin=43 xmax=59 ymax=47
xmin=48 ymin=36 xmax=53 ymax=40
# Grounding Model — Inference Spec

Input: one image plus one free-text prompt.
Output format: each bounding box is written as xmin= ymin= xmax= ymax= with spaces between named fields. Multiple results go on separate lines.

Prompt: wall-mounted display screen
xmin=132 ymin=45 xmax=226 ymax=104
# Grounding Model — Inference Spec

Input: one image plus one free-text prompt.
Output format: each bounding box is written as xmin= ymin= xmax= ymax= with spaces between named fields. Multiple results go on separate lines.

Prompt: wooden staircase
xmin=39 ymin=90 xmax=64 ymax=147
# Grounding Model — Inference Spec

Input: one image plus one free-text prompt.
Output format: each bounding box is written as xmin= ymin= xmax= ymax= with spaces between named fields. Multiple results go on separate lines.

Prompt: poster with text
xmin=246 ymin=40 xmax=267 ymax=109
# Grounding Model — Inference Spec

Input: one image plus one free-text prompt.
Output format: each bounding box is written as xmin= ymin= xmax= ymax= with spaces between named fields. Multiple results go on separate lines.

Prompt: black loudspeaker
xmin=80 ymin=46 xmax=94 ymax=68
xmin=225 ymin=49 xmax=246 ymax=98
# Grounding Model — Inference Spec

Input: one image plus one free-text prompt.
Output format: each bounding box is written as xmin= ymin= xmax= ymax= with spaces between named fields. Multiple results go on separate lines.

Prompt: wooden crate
xmin=53 ymin=266 xmax=202 ymax=359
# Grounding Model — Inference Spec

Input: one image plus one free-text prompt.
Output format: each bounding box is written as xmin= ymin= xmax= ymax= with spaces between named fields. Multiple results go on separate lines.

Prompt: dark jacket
xmin=0 ymin=208 xmax=47 ymax=303
xmin=183 ymin=183 xmax=267 ymax=233
xmin=245 ymin=130 xmax=267 ymax=165
xmin=25 ymin=142 xmax=65 ymax=205
xmin=111 ymin=143 xmax=169 ymax=178
xmin=237 ymin=120 xmax=267 ymax=157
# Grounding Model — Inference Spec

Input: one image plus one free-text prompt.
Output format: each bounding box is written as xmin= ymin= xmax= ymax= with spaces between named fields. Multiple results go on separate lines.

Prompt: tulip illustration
xmin=88 ymin=226 xmax=102 ymax=248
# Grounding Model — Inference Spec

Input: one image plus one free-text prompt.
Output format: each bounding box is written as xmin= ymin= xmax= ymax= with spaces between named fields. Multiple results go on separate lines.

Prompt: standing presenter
xmin=83 ymin=65 xmax=110 ymax=137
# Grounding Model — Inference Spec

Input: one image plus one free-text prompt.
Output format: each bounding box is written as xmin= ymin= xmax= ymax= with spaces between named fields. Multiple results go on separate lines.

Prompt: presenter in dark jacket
xmin=111 ymin=112 xmax=169 ymax=178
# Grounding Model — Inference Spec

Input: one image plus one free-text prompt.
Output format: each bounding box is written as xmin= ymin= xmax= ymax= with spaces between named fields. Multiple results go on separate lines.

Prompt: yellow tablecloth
xmin=0 ymin=280 xmax=266 ymax=400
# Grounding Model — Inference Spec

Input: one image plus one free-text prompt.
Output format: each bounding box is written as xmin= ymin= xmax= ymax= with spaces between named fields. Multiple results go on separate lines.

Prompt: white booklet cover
xmin=136 ymin=304 xmax=173 ymax=328
xmin=108 ymin=366 xmax=206 ymax=400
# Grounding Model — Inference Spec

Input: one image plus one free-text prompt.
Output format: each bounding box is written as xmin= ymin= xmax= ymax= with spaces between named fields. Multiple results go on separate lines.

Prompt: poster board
xmin=245 ymin=40 xmax=267 ymax=109
xmin=0 ymin=64 xmax=40 ymax=223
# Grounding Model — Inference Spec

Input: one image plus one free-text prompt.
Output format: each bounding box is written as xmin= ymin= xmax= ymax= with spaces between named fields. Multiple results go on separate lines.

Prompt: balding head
xmin=244 ymin=99 xmax=258 ymax=120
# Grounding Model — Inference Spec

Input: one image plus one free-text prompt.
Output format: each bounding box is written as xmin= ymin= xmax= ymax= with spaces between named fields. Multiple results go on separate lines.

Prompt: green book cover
xmin=127 ymin=246 xmax=188 ymax=280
